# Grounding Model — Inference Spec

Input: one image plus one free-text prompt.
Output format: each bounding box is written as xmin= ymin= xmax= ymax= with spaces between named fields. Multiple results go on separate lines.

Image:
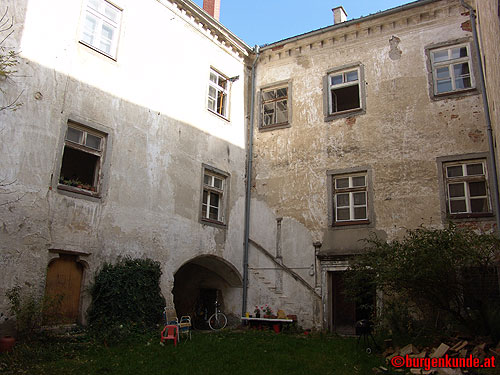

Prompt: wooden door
xmin=44 ymin=255 xmax=83 ymax=324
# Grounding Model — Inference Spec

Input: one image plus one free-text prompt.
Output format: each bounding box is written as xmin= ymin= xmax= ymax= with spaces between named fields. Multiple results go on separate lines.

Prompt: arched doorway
xmin=44 ymin=254 xmax=84 ymax=324
xmin=172 ymin=255 xmax=242 ymax=329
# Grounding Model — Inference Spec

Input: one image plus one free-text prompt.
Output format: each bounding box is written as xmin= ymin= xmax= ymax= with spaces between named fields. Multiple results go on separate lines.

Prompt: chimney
xmin=203 ymin=0 xmax=221 ymax=21
xmin=332 ymin=6 xmax=347 ymax=24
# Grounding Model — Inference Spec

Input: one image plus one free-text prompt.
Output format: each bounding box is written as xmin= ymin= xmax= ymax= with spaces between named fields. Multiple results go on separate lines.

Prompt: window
xmin=80 ymin=0 xmax=122 ymax=58
xmin=261 ymin=85 xmax=289 ymax=129
xmin=58 ymin=123 xmax=105 ymax=196
xmin=333 ymin=173 xmax=368 ymax=223
xmin=443 ymin=159 xmax=491 ymax=216
xmin=200 ymin=166 xmax=229 ymax=226
xmin=207 ymin=69 xmax=229 ymax=119
xmin=324 ymin=64 xmax=365 ymax=119
xmin=430 ymin=44 xmax=474 ymax=95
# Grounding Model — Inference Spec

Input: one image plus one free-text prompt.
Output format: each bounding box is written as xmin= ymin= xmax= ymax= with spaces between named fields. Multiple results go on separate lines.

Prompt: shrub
xmin=5 ymin=286 xmax=62 ymax=339
xmin=87 ymin=257 xmax=165 ymax=341
xmin=345 ymin=224 xmax=500 ymax=338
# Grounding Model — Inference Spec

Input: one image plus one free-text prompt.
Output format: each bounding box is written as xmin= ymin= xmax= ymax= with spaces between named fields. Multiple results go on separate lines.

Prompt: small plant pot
xmin=0 ymin=336 xmax=15 ymax=352
xmin=264 ymin=315 xmax=271 ymax=319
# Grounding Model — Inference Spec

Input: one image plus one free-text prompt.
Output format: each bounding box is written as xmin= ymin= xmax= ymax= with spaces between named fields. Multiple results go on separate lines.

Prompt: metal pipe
xmin=460 ymin=0 xmax=500 ymax=236
xmin=242 ymin=45 xmax=260 ymax=316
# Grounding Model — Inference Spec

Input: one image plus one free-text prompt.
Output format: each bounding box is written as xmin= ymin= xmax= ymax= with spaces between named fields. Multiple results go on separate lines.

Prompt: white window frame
xmin=261 ymin=86 xmax=289 ymax=128
xmin=58 ymin=123 xmax=106 ymax=196
xmin=333 ymin=173 xmax=368 ymax=223
xmin=207 ymin=68 xmax=229 ymax=119
xmin=200 ymin=165 xmax=229 ymax=226
xmin=444 ymin=159 xmax=491 ymax=215
xmin=328 ymin=67 xmax=362 ymax=115
xmin=430 ymin=43 xmax=475 ymax=95
xmin=80 ymin=0 xmax=122 ymax=59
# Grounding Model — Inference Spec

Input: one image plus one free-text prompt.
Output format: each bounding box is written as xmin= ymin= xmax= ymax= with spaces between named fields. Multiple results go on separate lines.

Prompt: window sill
xmin=431 ymin=87 xmax=478 ymax=101
xmin=447 ymin=212 xmax=495 ymax=220
xmin=324 ymin=108 xmax=364 ymax=122
xmin=207 ymin=108 xmax=230 ymax=122
xmin=259 ymin=122 xmax=291 ymax=132
xmin=57 ymin=184 xmax=100 ymax=199
xmin=78 ymin=41 xmax=117 ymax=61
xmin=333 ymin=220 xmax=370 ymax=227
xmin=200 ymin=218 xmax=227 ymax=229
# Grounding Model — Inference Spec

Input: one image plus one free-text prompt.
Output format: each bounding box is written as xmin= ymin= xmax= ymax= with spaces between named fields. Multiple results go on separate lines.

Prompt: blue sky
xmin=192 ymin=0 xmax=417 ymax=46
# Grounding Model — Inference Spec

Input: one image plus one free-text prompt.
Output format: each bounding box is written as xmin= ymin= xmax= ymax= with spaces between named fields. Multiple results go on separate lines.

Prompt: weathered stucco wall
xmin=476 ymin=0 xmax=500 ymax=181
xmin=249 ymin=0 xmax=493 ymax=329
xmin=0 ymin=0 xmax=249 ymax=325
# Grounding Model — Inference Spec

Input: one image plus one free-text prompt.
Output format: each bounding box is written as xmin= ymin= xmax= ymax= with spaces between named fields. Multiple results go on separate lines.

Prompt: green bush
xmin=345 ymin=224 xmax=500 ymax=338
xmin=5 ymin=286 xmax=62 ymax=340
xmin=87 ymin=258 xmax=165 ymax=341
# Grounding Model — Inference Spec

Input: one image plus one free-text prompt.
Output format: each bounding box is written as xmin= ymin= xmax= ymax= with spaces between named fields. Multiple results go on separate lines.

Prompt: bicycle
xmin=208 ymin=300 xmax=227 ymax=330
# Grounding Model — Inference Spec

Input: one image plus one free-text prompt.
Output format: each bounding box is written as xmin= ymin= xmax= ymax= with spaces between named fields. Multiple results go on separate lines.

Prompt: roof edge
xmin=169 ymin=0 xmax=253 ymax=56
xmin=260 ymin=0 xmax=443 ymax=51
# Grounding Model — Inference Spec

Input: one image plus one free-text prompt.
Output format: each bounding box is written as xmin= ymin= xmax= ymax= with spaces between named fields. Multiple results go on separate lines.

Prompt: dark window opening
xmin=60 ymin=147 xmax=99 ymax=188
xmin=331 ymin=85 xmax=360 ymax=113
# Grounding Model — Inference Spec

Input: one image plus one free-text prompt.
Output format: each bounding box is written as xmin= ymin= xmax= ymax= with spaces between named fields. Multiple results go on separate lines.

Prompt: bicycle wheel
xmin=208 ymin=313 xmax=227 ymax=330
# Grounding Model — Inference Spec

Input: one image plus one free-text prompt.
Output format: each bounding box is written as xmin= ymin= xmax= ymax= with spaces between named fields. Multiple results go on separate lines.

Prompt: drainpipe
xmin=242 ymin=45 xmax=260 ymax=316
xmin=460 ymin=0 xmax=500 ymax=236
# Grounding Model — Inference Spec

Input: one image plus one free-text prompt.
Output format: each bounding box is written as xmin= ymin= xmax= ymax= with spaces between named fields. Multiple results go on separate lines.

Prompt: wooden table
xmin=241 ymin=317 xmax=294 ymax=332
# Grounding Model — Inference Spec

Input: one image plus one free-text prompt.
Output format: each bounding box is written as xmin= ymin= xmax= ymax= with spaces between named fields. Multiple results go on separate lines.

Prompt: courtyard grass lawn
xmin=1 ymin=329 xmax=385 ymax=375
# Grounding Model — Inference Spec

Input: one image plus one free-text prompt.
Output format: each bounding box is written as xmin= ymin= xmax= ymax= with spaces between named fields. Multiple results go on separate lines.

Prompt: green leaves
xmin=345 ymin=224 xmax=500 ymax=336
xmin=87 ymin=258 xmax=166 ymax=343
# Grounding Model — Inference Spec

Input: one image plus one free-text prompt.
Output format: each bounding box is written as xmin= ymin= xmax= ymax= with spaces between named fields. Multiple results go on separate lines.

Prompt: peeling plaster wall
xmin=0 ymin=0 xmax=249 ymax=324
xmin=249 ymin=0 xmax=493 ymax=329
xmin=476 ymin=0 xmax=500 ymax=180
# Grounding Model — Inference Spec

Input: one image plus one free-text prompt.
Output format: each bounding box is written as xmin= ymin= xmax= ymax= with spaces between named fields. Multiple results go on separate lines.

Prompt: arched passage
xmin=172 ymin=255 xmax=242 ymax=328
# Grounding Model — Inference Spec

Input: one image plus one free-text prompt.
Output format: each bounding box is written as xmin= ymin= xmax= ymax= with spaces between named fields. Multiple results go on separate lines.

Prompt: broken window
xmin=444 ymin=159 xmax=491 ymax=215
xmin=80 ymin=0 xmax=122 ymax=58
xmin=327 ymin=67 xmax=362 ymax=115
xmin=261 ymin=86 xmax=288 ymax=128
xmin=333 ymin=173 xmax=368 ymax=223
xmin=207 ymin=69 xmax=229 ymax=119
xmin=201 ymin=166 xmax=229 ymax=225
xmin=430 ymin=44 xmax=474 ymax=95
xmin=58 ymin=123 xmax=105 ymax=195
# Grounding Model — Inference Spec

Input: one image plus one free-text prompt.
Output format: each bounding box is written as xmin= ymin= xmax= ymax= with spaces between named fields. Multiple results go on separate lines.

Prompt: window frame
xmin=79 ymin=0 xmax=122 ymax=60
xmin=323 ymin=63 xmax=366 ymax=121
xmin=430 ymin=43 xmax=475 ymax=96
xmin=437 ymin=153 xmax=495 ymax=221
xmin=207 ymin=68 xmax=230 ymax=120
xmin=199 ymin=164 xmax=230 ymax=228
xmin=258 ymin=80 xmax=292 ymax=131
xmin=327 ymin=166 xmax=373 ymax=227
xmin=425 ymin=39 xmax=479 ymax=100
xmin=54 ymin=118 xmax=111 ymax=201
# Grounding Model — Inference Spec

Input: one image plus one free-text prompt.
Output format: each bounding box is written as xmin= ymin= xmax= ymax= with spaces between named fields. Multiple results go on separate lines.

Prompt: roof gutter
xmin=242 ymin=45 xmax=260 ymax=316
xmin=260 ymin=0 xmax=439 ymax=51
xmin=460 ymin=0 xmax=500 ymax=236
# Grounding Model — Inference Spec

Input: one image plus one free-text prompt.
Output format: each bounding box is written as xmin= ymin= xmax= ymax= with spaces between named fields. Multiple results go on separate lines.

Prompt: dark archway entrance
xmin=173 ymin=255 xmax=242 ymax=329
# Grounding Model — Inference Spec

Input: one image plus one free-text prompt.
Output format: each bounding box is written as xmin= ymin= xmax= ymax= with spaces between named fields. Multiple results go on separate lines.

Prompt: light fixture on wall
xmin=309 ymin=264 xmax=314 ymax=276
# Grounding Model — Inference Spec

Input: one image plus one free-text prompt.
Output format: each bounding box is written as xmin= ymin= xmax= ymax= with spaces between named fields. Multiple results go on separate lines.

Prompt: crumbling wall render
xmin=251 ymin=0 xmax=490 ymax=257
xmin=0 ymin=0 xmax=249 ymax=324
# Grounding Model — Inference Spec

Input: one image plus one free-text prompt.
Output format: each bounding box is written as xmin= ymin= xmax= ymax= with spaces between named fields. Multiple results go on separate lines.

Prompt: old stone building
xmin=0 ymin=0 xmax=498 ymax=332
xmin=247 ymin=0 xmax=499 ymax=332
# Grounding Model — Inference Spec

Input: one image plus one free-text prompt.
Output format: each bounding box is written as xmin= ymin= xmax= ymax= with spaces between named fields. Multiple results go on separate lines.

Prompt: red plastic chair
xmin=160 ymin=324 xmax=178 ymax=347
